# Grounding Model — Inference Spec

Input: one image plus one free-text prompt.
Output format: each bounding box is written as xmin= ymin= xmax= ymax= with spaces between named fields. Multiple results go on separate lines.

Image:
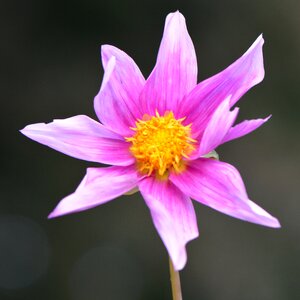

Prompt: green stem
xmin=169 ymin=257 xmax=183 ymax=300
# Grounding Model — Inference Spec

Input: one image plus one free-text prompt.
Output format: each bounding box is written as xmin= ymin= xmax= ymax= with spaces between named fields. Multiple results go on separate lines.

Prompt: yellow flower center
xmin=126 ymin=111 xmax=196 ymax=178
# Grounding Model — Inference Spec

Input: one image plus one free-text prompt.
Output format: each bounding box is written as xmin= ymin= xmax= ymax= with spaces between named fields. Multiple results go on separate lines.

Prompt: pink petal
xmin=170 ymin=159 xmax=280 ymax=228
xmin=94 ymin=45 xmax=145 ymax=136
xmin=48 ymin=165 xmax=140 ymax=218
xmin=138 ymin=177 xmax=199 ymax=270
xmin=139 ymin=11 xmax=197 ymax=116
xmin=222 ymin=115 xmax=271 ymax=144
xmin=193 ymin=96 xmax=239 ymax=157
xmin=179 ymin=35 xmax=265 ymax=137
xmin=20 ymin=115 xmax=134 ymax=166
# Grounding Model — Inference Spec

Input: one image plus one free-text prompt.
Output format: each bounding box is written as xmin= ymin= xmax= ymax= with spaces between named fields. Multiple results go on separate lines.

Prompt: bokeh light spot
xmin=0 ymin=215 xmax=50 ymax=290
xmin=69 ymin=245 xmax=144 ymax=300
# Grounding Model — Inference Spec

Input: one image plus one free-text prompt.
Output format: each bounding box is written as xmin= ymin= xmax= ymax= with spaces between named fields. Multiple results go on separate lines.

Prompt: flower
xmin=21 ymin=11 xmax=280 ymax=270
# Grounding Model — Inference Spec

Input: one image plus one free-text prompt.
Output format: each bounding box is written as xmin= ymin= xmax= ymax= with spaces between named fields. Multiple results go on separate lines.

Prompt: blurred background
xmin=1 ymin=0 xmax=299 ymax=299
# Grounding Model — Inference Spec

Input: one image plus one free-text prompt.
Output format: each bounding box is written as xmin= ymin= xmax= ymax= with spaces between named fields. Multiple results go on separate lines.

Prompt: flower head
xmin=126 ymin=111 xmax=196 ymax=177
xmin=21 ymin=11 xmax=280 ymax=270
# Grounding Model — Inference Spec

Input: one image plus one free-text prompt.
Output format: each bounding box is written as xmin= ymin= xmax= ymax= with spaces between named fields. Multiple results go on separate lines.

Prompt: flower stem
xmin=169 ymin=257 xmax=183 ymax=300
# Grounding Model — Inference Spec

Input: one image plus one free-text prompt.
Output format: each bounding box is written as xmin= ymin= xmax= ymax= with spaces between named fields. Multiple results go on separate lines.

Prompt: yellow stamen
xmin=126 ymin=111 xmax=196 ymax=178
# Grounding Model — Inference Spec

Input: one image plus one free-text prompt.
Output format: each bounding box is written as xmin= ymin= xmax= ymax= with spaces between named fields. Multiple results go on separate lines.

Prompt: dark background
xmin=1 ymin=0 xmax=299 ymax=299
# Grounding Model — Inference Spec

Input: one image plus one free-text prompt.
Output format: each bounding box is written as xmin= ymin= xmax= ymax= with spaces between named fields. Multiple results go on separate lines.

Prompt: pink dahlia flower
xmin=21 ymin=11 xmax=280 ymax=270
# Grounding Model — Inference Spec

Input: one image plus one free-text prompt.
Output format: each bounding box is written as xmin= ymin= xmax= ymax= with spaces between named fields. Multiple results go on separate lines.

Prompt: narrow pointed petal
xmin=194 ymin=97 xmax=239 ymax=157
xmin=139 ymin=177 xmax=199 ymax=270
xmin=48 ymin=165 xmax=140 ymax=218
xmin=170 ymin=159 xmax=280 ymax=228
xmin=94 ymin=46 xmax=145 ymax=136
xmin=179 ymin=35 xmax=265 ymax=137
xmin=139 ymin=11 xmax=198 ymax=116
xmin=222 ymin=115 xmax=271 ymax=144
xmin=20 ymin=115 xmax=134 ymax=166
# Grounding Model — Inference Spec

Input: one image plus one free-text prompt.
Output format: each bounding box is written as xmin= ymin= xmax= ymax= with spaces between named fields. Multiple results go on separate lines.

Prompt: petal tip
xmin=167 ymin=10 xmax=184 ymax=18
xmin=264 ymin=114 xmax=272 ymax=122
xmin=101 ymin=44 xmax=115 ymax=68
xmin=244 ymin=34 xmax=265 ymax=58
xmin=165 ymin=10 xmax=186 ymax=29
xmin=173 ymin=256 xmax=187 ymax=271
xmin=19 ymin=124 xmax=37 ymax=138
xmin=47 ymin=207 xmax=70 ymax=219
xmin=101 ymin=44 xmax=110 ymax=51
xmin=255 ymin=34 xmax=265 ymax=46
xmin=268 ymin=217 xmax=281 ymax=228
xmin=258 ymin=33 xmax=264 ymax=42
xmin=19 ymin=128 xmax=26 ymax=135
xmin=47 ymin=211 xmax=58 ymax=219
xmin=171 ymin=229 xmax=199 ymax=271
xmin=101 ymin=44 xmax=116 ymax=59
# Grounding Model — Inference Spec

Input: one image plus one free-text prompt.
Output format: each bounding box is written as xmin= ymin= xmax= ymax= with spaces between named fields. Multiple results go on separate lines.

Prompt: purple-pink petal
xmin=170 ymin=158 xmax=280 ymax=228
xmin=20 ymin=115 xmax=134 ymax=166
xmin=179 ymin=35 xmax=265 ymax=138
xmin=94 ymin=45 xmax=145 ymax=137
xmin=221 ymin=115 xmax=271 ymax=144
xmin=48 ymin=165 xmax=140 ymax=218
xmin=193 ymin=97 xmax=239 ymax=157
xmin=138 ymin=176 xmax=199 ymax=270
xmin=139 ymin=11 xmax=198 ymax=117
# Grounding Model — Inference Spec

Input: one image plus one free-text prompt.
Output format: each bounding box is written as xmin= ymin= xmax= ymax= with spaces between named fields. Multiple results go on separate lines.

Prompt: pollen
xmin=126 ymin=111 xmax=196 ymax=178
